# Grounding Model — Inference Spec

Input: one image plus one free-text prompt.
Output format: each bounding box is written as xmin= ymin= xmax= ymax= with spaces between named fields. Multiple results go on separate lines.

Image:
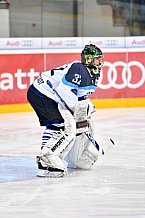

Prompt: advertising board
xmin=0 ymin=49 xmax=145 ymax=110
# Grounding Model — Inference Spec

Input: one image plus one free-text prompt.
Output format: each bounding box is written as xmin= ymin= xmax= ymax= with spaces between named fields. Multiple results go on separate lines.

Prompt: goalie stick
xmin=47 ymin=80 xmax=114 ymax=155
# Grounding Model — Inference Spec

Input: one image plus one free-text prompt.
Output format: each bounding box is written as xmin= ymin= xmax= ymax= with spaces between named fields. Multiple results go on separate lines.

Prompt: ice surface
xmin=0 ymin=108 xmax=145 ymax=218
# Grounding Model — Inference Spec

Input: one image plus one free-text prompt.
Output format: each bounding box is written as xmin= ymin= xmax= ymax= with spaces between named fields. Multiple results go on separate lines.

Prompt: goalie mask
xmin=81 ymin=44 xmax=104 ymax=75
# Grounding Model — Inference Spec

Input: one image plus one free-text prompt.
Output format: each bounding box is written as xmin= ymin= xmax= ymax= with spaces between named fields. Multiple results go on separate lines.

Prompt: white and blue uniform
xmin=33 ymin=61 xmax=98 ymax=109
xmin=27 ymin=45 xmax=104 ymax=177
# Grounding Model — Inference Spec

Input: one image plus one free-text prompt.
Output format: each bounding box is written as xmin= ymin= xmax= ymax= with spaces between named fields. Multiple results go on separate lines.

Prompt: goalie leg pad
xmin=74 ymin=145 xmax=99 ymax=170
xmin=37 ymin=130 xmax=76 ymax=177
xmin=37 ymin=105 xmax=77 ymax=177
xmin=36 ymin=103 xmax=77 ymax=178
xmin=42 ymin=129 xmax=76 ymax=157
xmin=65 ymin=133 xmax=98 ymax=170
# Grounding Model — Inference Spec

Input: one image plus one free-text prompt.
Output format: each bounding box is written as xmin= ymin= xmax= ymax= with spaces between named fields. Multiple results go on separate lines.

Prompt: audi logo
xmin=21 ymin=40 xmax=34 ymax=47
xmin=64 ymin=40 xmax=77 ymax=46
xmin=98 ymin=61 xmax=145 ymax=89
xmin=105 ymin=39 xmax=118 ymax=46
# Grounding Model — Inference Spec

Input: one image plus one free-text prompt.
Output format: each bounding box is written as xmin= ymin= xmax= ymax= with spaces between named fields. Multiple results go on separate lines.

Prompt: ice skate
xmin=37 ymin=158 xmax=67 ymax=178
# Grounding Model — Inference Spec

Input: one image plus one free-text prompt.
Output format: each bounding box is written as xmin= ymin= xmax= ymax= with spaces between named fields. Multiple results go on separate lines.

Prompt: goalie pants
xmin=27 ymin=85 xmax=64 ymax=128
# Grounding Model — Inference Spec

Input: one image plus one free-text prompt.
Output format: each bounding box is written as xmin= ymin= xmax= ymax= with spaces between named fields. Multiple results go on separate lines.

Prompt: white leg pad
xmin=75 ymin=145 xmax=99 ymax=170
xmin=42 ymin=130 xmax=76 ymax=158
xmin=65 ymin=133 xmax=98 ymax=170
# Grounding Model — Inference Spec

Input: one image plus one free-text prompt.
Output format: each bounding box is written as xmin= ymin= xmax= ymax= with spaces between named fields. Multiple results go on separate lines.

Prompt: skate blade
xmin=37 ymin=169 xmax=66 ymax=178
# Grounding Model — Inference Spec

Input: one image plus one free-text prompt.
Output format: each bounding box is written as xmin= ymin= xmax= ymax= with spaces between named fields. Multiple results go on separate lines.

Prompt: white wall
xmin=0 ymin=9 xmax=10 ymax=37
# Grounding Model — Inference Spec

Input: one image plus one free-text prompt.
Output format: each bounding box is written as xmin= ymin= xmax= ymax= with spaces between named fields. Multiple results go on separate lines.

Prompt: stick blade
xmin=97 ymin=137 xmax=115 ymax=155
